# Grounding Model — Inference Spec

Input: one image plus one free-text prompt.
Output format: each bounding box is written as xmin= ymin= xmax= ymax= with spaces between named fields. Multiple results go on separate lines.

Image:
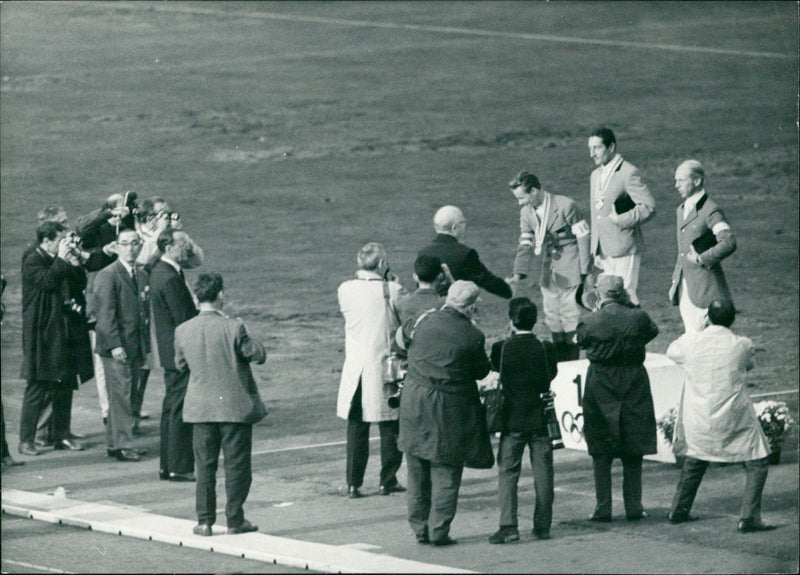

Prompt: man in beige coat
xmin=588 ymin=127 xmax=656 ymax=305
xmin=666 ymin=300 xmax=773 ymax=533
xmin=175 ymin=272 xmax=267 ymax=536
xmin=337 ymin=243 xmax=406 ymax=498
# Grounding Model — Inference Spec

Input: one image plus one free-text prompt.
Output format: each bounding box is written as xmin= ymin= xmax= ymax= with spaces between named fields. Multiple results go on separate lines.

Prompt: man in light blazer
xmin=175 ymin=272 xmax=267 ymax=536
xmin=668 ymin=160 xmax=736 ymax=333
xmin=588 ymin=127 xmax=656 ymax=305
xmin=94 ymin=228 xmax=150 ymax=462
xmin=151 ymin=228 xmax=200 ymax=482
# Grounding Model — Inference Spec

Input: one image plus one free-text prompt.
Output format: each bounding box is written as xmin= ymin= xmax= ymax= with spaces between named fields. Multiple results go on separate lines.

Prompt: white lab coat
xmin=336 ymin=270 xmax=403 ymax=422
xmin=667 ymin=325 xmax=769 ymax=462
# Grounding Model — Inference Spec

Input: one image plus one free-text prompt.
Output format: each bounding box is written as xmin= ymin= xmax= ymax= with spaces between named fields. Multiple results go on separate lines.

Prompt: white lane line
xmin=252 ymin=436 xmax=378 ymax=456
xmin=145 ymin=4 xmax=793 ymax=60
xmin=2 ymin=560 xmax=74 ymax=574
xmin=751 ymin=389 xmax=799 ymax=398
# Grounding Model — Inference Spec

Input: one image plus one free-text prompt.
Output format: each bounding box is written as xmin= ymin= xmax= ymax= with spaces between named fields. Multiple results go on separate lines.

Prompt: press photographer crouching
xmin=488 ymin=297 xmax=559 ymax=544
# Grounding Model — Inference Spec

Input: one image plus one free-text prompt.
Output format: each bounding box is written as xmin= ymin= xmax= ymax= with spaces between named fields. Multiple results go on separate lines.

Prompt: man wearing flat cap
xmin=576 ymin=274 xmax=659 ymax=522
xmin=418 ymin=206 xmax=512 ymax=299
xmin=506 ymin=170 xmax=591 ymax=361
xmin=398 ymin=280 xmax=494 ymax=546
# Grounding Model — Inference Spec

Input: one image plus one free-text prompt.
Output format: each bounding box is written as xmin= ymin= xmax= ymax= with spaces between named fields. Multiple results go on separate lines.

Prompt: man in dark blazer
xmin=418 ymin=206 xmax=512 ymax=300
xmin=94 ymin=228 xmax=150 ymax=462
xmin=588 ymin=127 xmax=656 ymax=305
xmin=668 ymin=160 xmax=736 ymax=333
xmin=151 ymin=228 xmax=199 ymax=481
xmin=19 ymin=222 xmax=93 ymax=456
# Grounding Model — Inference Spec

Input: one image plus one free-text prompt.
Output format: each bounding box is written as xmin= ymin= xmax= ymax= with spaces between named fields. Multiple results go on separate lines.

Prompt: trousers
xmin=497 ymin=433 xmax=554 ymax=533
xmin=193 ymin=422 xmax=252 ymax=528
xmin=346 ymin=383 xmax=402 ymax=489
xmin=102 ymin=357 xmax=141 ymax=451
xmin=406 ymin=453 xmax=463 ymax=542
xmin=670 ymin=456 xmax=769 ymax=521
xmin=591 ymin=454 xmax=643 ymax=518
xmin=19 ymin=380 xmax=72 ymax=444
xmin=159 ymin=368 xmax=194 ymax=475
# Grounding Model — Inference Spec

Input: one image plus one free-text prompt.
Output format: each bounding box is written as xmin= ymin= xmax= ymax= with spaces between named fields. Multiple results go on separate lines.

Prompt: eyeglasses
xmin=117 ymin=240 xmax=141 ymax=247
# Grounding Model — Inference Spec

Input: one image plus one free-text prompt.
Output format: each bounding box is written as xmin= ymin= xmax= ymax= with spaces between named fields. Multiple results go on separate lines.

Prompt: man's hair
xmin=37 ymin=205 xmax=66 ymax=226
xmin=509 ymin=171 xmax=541 ymax=193
xmin=37 ymin=221 xmax=66 ymax=244
xmin=103 ymin=193 xmax=125 ymax=210
xmin=356 ymin=242 xmax=385 ymax=271
xmin=194 ymin=272 xmax=224 ymax=303
xmin=707 ymin=299 xmax=735 ymax=327
xmin=678 ymin=159 xmax=705 ymax=184
xmin=591 ymin=127 xmax=616 ymax=148
xmin=414 ymin=254 xmax=442 ymax=283
xmin=433 ymin=206 xmax=465 ymax=234
xmin=508 ymin=297 xmax=537 ymax=330
xmin=156 ymin=227 xmax=178 ymax=254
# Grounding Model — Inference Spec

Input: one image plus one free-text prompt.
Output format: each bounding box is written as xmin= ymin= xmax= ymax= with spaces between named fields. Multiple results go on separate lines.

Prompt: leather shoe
xmin=429 ymin=535 xmax=457 ymax=547
xmin=67 ymin=431 xmax=87 ymax=440
xmin=668 ymin=512 xmax=699 ymax=524
xmin=347 ymin=486 xmax=363 ymax=499
xmin=416 ymin=529 xmax=429 ymax=544
xmin=34 ymin=438 xmax=53 ymax=448
xmin=533 ymin=529 xmax=551 ymax=540
xmin=737 ymin=519 xmax=776 ymax=533
xmin=489 ymin=527 xmax=520 ymax=544
xmin=18 ymin=443 xmax=40 ymax=456
xmin=112 ymin=449 xmax=142 ymax=462
xmin=588 ymin=514 xmax=612 ymax=523
xmin=378 ymin=483 xmax=406 ymax=496
xmin=227 ymin=519 xmax=258 ymax=534
xmin=2 ymin=455 xmax=25 ymax=467
xmin=54 ymin=439 xmax=84 ymax=451
xmin=193 ymin=523 xmax=213 ymax=537
xmin=168 ymin=472 xmax=196 ymax=482
xmin=626 ymin=511 xmax=648 ymax=521
xmin=159 ymin=470 xmax=170 ymax=481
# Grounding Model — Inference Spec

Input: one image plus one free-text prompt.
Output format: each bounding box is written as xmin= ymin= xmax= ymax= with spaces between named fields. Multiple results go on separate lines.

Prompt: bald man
xmin=668 ymin=160 xmax=736 ymax=333
xmin=418 ymin=206 xmax=512 ymax=299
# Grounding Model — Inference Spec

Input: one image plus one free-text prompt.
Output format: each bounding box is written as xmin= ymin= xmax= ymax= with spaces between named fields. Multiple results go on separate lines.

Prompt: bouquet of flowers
xmin=657 ymin=406 xmax=678 ymax=446
xmin=753 ymin=400 xmax=795 ymax=453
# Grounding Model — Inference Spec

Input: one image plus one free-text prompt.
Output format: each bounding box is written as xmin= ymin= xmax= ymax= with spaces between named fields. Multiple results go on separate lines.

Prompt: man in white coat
xmin=666 ymin=300 xmax=774 ymax=533
xmin=337 ymin=243 xmax=406 ymax=498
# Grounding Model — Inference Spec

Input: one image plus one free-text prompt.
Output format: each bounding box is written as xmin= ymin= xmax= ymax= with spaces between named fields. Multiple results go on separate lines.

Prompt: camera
xmin=63 ymin=297 xmax=83 ymax=316
xmin=157 ymin=209 xmax=181 ymax=225
xmin=123 ymin=191 xmax=142 ymax=218
xmin=65 ymin=231 xmax=82 ymax=248
xmin=387 ymin=383 xmax=403 ymax=409
xmin=540 ymin=390 xmax=565 ymax=449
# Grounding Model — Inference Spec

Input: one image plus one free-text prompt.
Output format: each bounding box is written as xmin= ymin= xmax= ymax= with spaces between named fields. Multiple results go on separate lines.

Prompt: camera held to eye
xmin=65 ymin=231 xmax=82 ymax=249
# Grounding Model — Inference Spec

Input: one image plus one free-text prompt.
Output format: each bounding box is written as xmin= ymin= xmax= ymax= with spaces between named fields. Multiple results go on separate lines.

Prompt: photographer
xmin=135 ymin=196 xmax=203 ymax=271
xmin=488 ymin=298 xmax=558 ymax=544
xmin=19 ymin=222 xmax=93 ymax=456
xmin=336 ymin=242 xmax=406 ymax=499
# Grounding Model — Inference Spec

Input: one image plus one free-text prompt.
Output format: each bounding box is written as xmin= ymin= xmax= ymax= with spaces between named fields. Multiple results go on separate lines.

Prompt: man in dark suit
xmin=18 ymin=222 xmax=93 ymax=456
xmin=588 ymin=127 xmax=656 ymax=305
xmin=668 ymin=160 xmax=736 ymax=333
xmin=418 ymin=206 xmax=512 ymax=299
xmin=151 ymin=228 xmax=199 ymax=481
xmin=94 ymin=228 xmax=150 ymax=462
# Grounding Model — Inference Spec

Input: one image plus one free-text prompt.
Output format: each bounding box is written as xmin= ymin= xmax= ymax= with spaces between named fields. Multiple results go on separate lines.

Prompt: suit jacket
xmin=418 ymin=234 xmax=512 ymax=299
xmin=513 ymin=193 xmax=591 ymax=288
xmin=175 ymin=310 xmax=266 ymax=423
xmin=20 ymin=247 xmax=93 ymax=385
xmin=490 ymin=334 xmax=557 ymax=434
xmin=589 ymin=158 xmax=656 ymax=258
xmin=668 ymin=193 xmax=735 ymax=308
xmin=93 ymin=260 xmax=151 ymax=362
xmin=149 ymin=259 xmax=198 ymax=371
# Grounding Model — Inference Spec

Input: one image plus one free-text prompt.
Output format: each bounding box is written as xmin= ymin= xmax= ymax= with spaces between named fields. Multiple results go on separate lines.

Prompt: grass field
xmin=1 ymin=1 xmax=798 ymax=444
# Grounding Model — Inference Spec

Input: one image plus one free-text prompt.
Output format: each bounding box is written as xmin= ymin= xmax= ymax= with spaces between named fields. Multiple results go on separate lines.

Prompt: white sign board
xmin=551 ymin=353 xmax=685 ymax=463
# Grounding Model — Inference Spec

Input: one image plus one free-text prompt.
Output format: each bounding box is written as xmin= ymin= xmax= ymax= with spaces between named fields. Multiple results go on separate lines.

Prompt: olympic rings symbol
xmin=561 ymin=410 xmax=584 ymax=443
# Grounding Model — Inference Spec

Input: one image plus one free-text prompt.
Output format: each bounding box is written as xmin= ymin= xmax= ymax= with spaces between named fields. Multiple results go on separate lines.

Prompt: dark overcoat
xmin=20 ymin=248 xmax=93 ymax=386
xmin=398 ymin=307 xmax=494 ymax=468
xmin=576 ymin=301 xmax=659 ymax=456
xmin=149 ymin=260 xmax=198 ymax=371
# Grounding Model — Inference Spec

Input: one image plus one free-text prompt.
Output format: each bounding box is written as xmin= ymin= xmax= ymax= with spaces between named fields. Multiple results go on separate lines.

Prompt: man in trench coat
xmin=576 ymin=274 xmax=658 ymax=522
xmin=666 ymin=300 xmax=774 ymax=533
xmin=398 ymin=280 xmax=494 ymax=546
xmin=336 ymin=243 xmax=406 ymax=498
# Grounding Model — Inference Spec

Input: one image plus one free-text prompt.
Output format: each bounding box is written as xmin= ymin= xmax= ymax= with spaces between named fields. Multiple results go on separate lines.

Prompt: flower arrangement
xmin=753 ymin=400 xmax=795 ymax=453
xmin=657 ymin=407 xmax=678 ymax=446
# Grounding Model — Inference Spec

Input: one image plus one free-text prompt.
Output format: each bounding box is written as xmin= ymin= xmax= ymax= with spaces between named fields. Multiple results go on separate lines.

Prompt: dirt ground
xmin=1 ymin=2 xmax=798 ymax=573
